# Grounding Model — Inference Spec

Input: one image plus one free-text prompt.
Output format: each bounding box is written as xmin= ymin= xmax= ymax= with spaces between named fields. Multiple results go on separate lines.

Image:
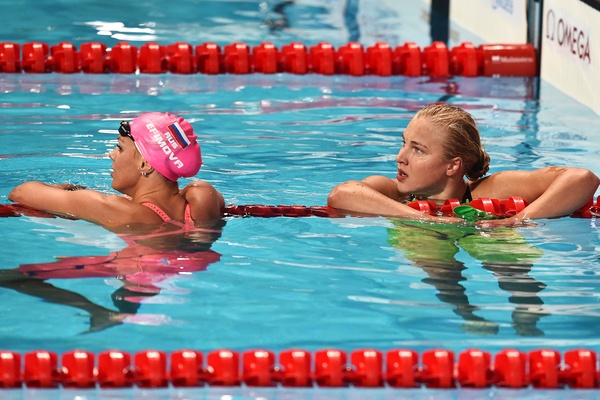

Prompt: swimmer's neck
xmin=409 ymin=182 xmax=471 ymax=205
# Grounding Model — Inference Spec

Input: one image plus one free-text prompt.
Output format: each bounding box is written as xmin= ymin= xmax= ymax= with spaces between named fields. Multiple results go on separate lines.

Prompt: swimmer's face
xmin=395 ymin=116 xmax=456 ymax=197
xmin=109 ymin=136 xmax=143 ymax=193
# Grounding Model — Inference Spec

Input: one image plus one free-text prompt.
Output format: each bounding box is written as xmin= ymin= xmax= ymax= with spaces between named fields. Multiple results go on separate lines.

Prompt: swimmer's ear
xmin=446 ymin=157 xmax=463 ymax=176
xmin=139 ymin=160 xmax=155 ymax=177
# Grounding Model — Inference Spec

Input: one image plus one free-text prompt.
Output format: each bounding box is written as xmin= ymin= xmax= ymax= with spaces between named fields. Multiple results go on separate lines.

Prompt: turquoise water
xmin=0 ymin=0 xmax=432 ymax=49
xmin=1 ymin=73 xmax=599 ymax=354
xmin=1 ymin=0 xmax=600 ymax=397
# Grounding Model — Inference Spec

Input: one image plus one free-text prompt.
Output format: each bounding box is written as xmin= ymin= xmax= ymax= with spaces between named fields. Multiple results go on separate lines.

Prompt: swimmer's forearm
xmin=328 ymin=180 xmax=462 ymax=222
xmin=8 ymin=181 xmax=112 ymax=225
xmin=9 ymin=181 xmax=48 ymax=205
xmin=516 ymin=168 xmax=600 ymax=220
xmin=10 ymin=180 xmax=83 ymax=192
xmin=9 ymin=181 xmax=84 ymax=205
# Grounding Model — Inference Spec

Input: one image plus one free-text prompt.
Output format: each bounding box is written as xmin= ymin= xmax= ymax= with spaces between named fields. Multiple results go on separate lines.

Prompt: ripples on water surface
xmin=0 ymin=1 xmax=600 ymax=378
xmin=1 ymin=72 xmax=599 ymax=358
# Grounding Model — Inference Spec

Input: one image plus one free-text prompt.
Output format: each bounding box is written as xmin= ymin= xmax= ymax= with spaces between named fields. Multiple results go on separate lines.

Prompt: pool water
xmin=1 ymin=72 xmax=599 ymax=354
xmin=1 ymin=0 xmax=600 ymax=397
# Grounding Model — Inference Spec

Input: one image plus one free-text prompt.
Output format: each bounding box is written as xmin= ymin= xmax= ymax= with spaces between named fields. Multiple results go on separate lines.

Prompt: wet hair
xmin=414 ymin=103 xmax=490 ymax=180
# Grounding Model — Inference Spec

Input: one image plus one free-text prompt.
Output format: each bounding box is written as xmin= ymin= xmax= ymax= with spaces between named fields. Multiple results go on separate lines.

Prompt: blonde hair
xmin=414 ymin=104 xmax=490 ymax=180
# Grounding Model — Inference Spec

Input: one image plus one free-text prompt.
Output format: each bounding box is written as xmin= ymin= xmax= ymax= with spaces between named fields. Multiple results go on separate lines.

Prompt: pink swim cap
xmin=128 ymin=112 xmax=202 ymax=181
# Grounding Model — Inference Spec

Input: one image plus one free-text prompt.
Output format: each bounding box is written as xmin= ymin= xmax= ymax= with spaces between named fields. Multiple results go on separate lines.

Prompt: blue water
xmin=1 ymin=1 xmax=600 ymax=398
xmin=0 ymin=0 xmax=431 ymax=48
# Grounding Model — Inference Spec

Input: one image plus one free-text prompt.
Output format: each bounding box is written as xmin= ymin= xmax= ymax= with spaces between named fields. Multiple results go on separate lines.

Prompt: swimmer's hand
xmin=53 ymin=183 xmax=87 ymax=191
xmin=454 ymin=205 xmax=537 ymax=227
xmin=85 ymin=311 xmax=126 ymax=333
xmin=476 ymin=216 xmax=537 ymax=228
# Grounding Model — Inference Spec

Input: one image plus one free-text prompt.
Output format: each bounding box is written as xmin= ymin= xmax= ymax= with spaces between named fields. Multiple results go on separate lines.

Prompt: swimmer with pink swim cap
xmin=6 ymin=112 xmax=226 ymax=332
xmin=122 ymin=112 xmax=202 ymax=182
xmin=9 ymin=112 xmax=225 ymax=230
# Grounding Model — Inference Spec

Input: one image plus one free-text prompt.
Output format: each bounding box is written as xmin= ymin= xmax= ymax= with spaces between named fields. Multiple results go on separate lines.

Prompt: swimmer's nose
xmin=109 ymin=147 xmax=117 ymax=160
xmin=395 ymin=147 xmax=406 ymax=164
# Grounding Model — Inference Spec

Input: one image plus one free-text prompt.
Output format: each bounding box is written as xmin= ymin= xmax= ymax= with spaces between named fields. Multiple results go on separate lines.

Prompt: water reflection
xmin=388 ymin=221 xmax=546 ymax=336
xmin=0 ymin=211 xmax=224 ymax=333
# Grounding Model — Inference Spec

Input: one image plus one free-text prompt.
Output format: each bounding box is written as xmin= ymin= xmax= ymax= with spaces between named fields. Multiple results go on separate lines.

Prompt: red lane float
xmin=1 ymin=196 xmax=598 ymax=220
xmin=0 ymin=42 xmax=21 ymax=72
xmin=406 ymin=196 xmax=600 ymax=220
xmin=0 ymin=40 xmax=537 ymax=76
xmin=405 ymin=197 xmax=525 ymax=217
xmin=80 ymin=42 xmax=107 ymax=73
xmin=221 ymin=196 xmax=598 ymax=219
xmin=1 ymin=348 xmax=598 ymax=389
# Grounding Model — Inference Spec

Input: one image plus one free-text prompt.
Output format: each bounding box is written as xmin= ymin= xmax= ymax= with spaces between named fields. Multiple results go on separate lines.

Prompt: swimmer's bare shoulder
xmin=181 ymin=181 xmax=225 ymax=222
xmin=470 ymin=167 xmax=583 ymax=201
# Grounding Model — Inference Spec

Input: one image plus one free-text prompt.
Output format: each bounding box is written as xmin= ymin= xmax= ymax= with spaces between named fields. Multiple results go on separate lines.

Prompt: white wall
xmin=450 ymin=0 xmax=528 ymax=44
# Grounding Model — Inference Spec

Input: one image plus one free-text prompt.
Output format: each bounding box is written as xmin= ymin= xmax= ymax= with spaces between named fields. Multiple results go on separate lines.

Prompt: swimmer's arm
xmin=361 ymin=175 xmax=408 ymax=200
xmin=181 ymin=181 xmax=225 ymax=223
xmin=478 ymin=167 xmax=600 ymax=220
xmin=327 ymin=177 xmax=461 ymax=223
xmin=8 ymin=181 xmax=137 ymax=226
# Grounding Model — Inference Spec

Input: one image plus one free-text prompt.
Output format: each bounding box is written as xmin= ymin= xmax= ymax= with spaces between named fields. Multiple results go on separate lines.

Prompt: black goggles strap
xmin=119 ymin=121 xmax=133 ymax=140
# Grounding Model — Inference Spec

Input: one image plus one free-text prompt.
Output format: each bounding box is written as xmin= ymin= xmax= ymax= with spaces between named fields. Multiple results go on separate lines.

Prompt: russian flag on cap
xmin=168 ymin=122 xmax=191 ymax=148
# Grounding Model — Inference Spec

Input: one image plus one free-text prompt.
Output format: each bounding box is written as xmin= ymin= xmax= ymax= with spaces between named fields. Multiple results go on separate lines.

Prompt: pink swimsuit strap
xmin=141 ymin=202 xmax=194 ymax=228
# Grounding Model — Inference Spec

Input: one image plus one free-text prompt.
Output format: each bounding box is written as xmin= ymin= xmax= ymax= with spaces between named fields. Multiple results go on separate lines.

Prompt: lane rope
xmin=1 ymin=196 xmax=598 ymax=219
xmin=0 ymin=41 xmax=537 ymax=76
xmin=0 ymin=347 xmax=597 ymax=389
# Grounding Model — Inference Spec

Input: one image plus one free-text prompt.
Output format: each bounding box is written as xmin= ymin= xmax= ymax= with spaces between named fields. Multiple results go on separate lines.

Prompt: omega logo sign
xmin=545 ymin=9 xmax=591 ymax=64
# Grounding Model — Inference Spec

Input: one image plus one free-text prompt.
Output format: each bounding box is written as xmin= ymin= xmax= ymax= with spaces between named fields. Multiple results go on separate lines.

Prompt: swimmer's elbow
xmin=8 ymin=181 xmax=36 ymax=203
xmin=546 ymin=167 xmax=600 ymax=195
xmin=327 ymin=188 xmax=340 ymax=207
xmin=327 ymin=181 xmax=359 ymax=208
xmin=8 ymin=187 xmax=20 ymax=203
xmin=575 ymin=169 xmax=600 ymax=194
xmin=586 ymin=169 xmax=600 ymax=189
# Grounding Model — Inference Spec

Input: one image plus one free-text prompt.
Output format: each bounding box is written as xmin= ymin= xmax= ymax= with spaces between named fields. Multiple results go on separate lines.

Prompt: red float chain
xmin=1 ymin=196 xmax=598 ymax=219
xmin=220 ymin=196 xmax=600 ymax=219
xmin=404 ymin=196 xmax=530 ymax=218
xmin=0 ymin=348 xmax=597 ymax=389
xmin=0 ymin=40 xmax=537 ymax=76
